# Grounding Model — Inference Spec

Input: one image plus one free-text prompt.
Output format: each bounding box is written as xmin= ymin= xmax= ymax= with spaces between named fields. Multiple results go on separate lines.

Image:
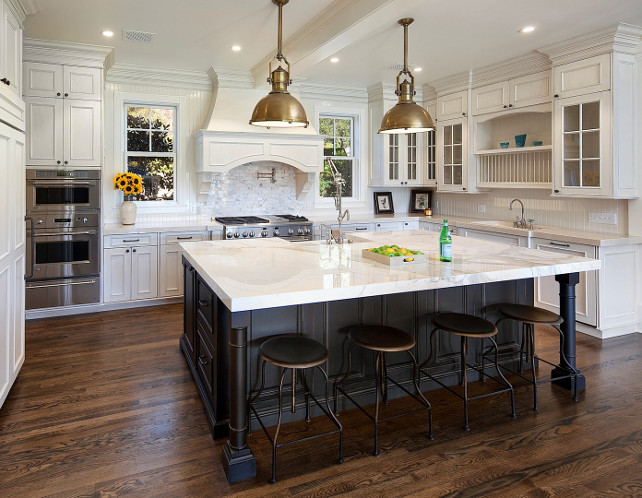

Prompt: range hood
xmin=195 ymin=69 xmax=323 ymax=192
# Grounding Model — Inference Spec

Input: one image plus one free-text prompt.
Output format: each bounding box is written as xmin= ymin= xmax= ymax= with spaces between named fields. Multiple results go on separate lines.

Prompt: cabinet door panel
xmin=131 ymin=246 xmax=158 ymax=300
xmin=511 ymin=71 xmax=551 ymax=108
xmin=553 ymin=53 xmax=610 ymax=99
xmin=437 ymin=91 xmax=468 ymax=120
xmin=0 ymin=264 xmax=10 ymax=404
xmin=2 ymin=7 xmax=21 ymax=99
xmin=64 ymin=66 xmax=101 ymax=100
xmin=23 ymin=62 xmax=63 ymax=98
xmin=25 ymin=97 xmax=63 ymax=166
xmin=103 ymin=248 xmax=131 ymax=302
xmin=472 ymin=81 xmax=508 ymax=115
xmin=160 ymin=244 xmax=183 ymax=297
xmin=64 ymin=99 xmax=101 ymax=166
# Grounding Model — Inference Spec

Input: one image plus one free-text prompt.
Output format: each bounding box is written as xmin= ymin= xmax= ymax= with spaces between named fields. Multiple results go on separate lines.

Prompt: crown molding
xmin=23 ymin=38 xmax=113 ymax=68
xmin=297 ymin=81 xmax=367 ymax=103
xmin=367 ymin=81 xmax=396 ymax=103
xmin=539 ymin=23 xmax=642 ymax=64
xmin=5 ymin=0 xmax=39 ymax=24
xmin=428 ymin=70 xmax=472 ymax=95
xmin=209 ymin=67 xmax=255 ymax=90
xmin=422 ymin=85 xmax=437 ymax=103
xmin=106 ymin=64 xmax=212 ymax=91
xmin=471 ymin=51 xmax=551 ymax=87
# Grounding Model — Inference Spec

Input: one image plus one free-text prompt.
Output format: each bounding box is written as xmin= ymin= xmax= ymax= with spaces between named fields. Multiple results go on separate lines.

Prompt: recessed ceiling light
xmin=415 ymin=66 xmax=423 ymax=72
xmin=330 ymin=57 xmax=339 ymax=63
xmin=232 ymin=45 xmax=241 ymax=52
xmin=520 ymin=26 xmax=535 ymax=33
xmin=101 ymin=30 xmax=114 ymax=37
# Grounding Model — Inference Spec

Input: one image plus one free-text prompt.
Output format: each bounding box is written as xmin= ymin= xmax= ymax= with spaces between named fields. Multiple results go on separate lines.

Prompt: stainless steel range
xmin=214 ymin=214 xmax=313 ymax=241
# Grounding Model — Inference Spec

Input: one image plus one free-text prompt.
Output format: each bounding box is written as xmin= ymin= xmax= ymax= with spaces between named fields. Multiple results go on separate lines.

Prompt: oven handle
xmin=32 ymin=230 xmax=96 ymax=237
xmin=29 ymin=180 xmax=97 ymax=186
xmin=26 ymin=278 xmax=97 ymax=289
xmin=24 ymin=216 xmax=35 ymax=280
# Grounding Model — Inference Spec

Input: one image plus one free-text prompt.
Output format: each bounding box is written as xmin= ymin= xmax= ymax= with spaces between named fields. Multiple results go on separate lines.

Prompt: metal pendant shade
xmin=250 ymin=0 xmax=309 ymax=128
xmin=379 ymin=18 xmax=434 ymax=134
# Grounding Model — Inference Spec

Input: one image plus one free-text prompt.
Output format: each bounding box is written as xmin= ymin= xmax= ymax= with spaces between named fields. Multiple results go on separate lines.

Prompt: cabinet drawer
xmin=196 ymin=328 xmax=216 ymax=398
xmin=196 ymin=275 xmax=215 ymax=336
xmin=160 ymin=231 xmax=208 ymax=244
xmin=104 ymin=233 xmax=158 ymax=248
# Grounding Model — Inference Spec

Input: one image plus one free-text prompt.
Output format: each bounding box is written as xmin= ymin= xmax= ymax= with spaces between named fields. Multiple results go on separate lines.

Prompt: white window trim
xmin=314 ymin=105 xmax=367 ymax=208
xmin=111 ymin=91 xmax=188 ymax=214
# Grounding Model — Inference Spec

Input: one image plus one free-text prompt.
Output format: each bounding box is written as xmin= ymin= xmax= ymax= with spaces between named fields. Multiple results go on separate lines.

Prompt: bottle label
xmin=441 ymin=243 xmax=452 ymax=259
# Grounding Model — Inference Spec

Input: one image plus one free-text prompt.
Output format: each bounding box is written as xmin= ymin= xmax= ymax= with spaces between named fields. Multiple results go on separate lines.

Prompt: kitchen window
xmin=319 ymin=115 xmax=355 ymax=198
xmin=125 ymin=104 xmax=176 ymax=201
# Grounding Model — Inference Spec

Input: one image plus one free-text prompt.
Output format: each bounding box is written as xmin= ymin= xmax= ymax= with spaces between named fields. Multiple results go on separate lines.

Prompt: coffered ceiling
xmin=23 ymin=0 xmax=642 ymax=88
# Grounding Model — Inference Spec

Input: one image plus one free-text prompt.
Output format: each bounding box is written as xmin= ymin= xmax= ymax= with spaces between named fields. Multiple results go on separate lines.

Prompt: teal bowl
xmin=515 ymin=134 xmax=527 ymax=147
xmin=533 ymin=140 xmax=543 ymax=146
xmin=499 ymin=142 xmax=509 ymax=149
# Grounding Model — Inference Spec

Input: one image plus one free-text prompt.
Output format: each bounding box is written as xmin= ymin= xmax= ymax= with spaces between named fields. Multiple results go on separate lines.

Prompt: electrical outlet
xmin=477 ymin=204 xmax=486 ymax=213
xmin=434 ymin=201 xmax=439 ymax=212
xmin=588 ymin=212 xmax=617 ymax=225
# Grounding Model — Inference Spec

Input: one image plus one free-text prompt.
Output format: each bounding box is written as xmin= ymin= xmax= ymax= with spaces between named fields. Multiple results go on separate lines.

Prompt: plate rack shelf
xmin=476 ymin=148 xmax=552 ymax=189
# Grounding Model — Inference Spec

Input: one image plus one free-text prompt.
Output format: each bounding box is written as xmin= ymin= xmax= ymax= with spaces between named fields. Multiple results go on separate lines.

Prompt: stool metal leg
xmin=373 ymin=350 xmax=382 ymax=456
xmin=408 ymin=349 xmax=434 ymax=440
xmin=333 ymin=342 xmax=354 ymax=415
xmin=489 ymin=336 xmax=516 ymax=419
xmin=315 ymin=364 xmax=344 ymax=464
xmin=528 ymin=324 xmax=538 ymax=412
xmin=271 ymin=367 xmax=288 ymax=485
xmin=247 ymin=359 xmax=268 ymax=436
xmin=461 ymin=336 xmax=469 ymax=431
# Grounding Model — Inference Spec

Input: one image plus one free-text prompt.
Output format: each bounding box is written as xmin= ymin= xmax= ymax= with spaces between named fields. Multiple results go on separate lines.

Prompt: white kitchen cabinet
xmin=25 ymin=96 xmax=101 ymax=167
xmin=319 ymin=223 xmax=374 ymax=240
xmin=437 ymin=116 xmax=476 ymax=192
xmin=436 ymin=90 xmax=468 ymax=121
xmin=458 ymin=227 xmax=528 ymax=247
xmin=0 ymin=120 xmax=25 ymax=408
xmin=159 ymin=232 xmax=208 ymax=297
xmin=103 ymin=234 xmax=158 ymax=303
xmin=532 ymin=238 xmax=597 ymax=327
xmin=375 ymin=220 xmax=419 ymax=231
xmin=23 ymin=62 xmax=101 ymax=100
xmin=551 ymin=52 xmax=637 ymax=198
xmin=472 ymin=71 xmax=551 ymax=115
xmin=381 ymin=132 xmax=424 ymax=186
xmin=0 ymin=0 xmax=23 ymax=129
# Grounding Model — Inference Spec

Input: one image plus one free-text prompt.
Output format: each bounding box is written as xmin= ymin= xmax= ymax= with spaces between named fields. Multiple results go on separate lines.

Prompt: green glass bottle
xmin=439 ymin=219 xmax=452 ymax=262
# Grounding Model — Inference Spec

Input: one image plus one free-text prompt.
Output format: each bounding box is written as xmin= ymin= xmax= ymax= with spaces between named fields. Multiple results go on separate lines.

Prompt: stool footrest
xmin=419 ymin=366 xmax=513 ymax=404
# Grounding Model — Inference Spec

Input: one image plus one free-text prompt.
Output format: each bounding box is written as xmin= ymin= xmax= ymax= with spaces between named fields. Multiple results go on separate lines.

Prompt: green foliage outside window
xmin=319 ymin=116 xmax=354 ymax=198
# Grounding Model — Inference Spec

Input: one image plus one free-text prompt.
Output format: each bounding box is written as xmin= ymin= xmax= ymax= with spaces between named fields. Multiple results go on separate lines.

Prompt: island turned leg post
xmin=222 ymin=325 xmax=256 ymax=483
xmin=553 ymin=273 xmax=586 ymax=392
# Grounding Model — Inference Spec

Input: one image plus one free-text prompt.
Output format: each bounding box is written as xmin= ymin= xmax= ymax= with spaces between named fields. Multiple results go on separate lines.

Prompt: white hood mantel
xmin=194 ymin=81 xmax=324 ymax=187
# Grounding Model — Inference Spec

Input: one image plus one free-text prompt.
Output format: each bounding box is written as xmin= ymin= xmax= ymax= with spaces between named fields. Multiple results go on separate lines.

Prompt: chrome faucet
xmin=327 ymin=158 xmax=351 ymax=244
xmin=509 ymin=198 xmax=526 ymax=228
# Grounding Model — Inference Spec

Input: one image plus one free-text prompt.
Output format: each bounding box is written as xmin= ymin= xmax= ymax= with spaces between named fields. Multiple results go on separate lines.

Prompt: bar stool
xmin=491 ymin=303 xmax=578 ymax=412
xmin=248 ymin=335 xmax=343 ymax=484
xmin=333 ymin=325 xmax=433 ymax=457
xmin=419 ymin=312 xmax=516 ymax=431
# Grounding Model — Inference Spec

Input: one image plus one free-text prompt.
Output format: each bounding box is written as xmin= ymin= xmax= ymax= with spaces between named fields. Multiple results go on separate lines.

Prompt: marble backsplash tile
xmin=201 ymin=162 xmax=303 ymax=216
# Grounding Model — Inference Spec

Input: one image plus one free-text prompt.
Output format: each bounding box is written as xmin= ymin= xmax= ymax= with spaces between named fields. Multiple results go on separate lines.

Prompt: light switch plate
xmin=477 ymin=204 xmax=486 ymax=213
xmin=588 ymin=212 xmax=617 ymax=224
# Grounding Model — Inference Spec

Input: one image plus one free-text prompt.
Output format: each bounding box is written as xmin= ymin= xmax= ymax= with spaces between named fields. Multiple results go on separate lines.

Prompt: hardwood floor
xmin=1 ymin=304 xmax=641 ymax=497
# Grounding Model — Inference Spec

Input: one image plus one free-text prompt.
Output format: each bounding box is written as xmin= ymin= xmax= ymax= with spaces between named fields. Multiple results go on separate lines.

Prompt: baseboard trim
xmin=26 ymin=296 xmax=182 ymax=320
xmin=576 ymin=321 xmax=642 ymax=339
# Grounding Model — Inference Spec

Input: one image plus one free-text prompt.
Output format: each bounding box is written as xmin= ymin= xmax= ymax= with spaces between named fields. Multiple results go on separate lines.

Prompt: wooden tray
xmin=362 ymin=249 xmax=426 ymax=267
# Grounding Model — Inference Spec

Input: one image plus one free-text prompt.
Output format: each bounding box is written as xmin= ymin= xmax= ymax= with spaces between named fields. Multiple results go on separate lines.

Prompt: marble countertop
xmin=180 ymin=230 xmax=601 ymax=313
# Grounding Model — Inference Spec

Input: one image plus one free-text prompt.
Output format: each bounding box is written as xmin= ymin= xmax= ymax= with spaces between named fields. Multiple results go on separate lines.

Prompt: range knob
xmin=82 ymin=217 xmax=88 ymax=224
xmin=261 ymin=230 xmax=268 ymax=237
xmin=288 ymin=228 xmax=294 ymax=235
xmin=36 ymin=219 xmax=44 ymax=225
xmin=273 ymin=228 xmax=280 ymax=236
xmin=249 ymin=231 xmax=255 ymax=238
xmin=304 ymin=227 xmax=311 ymax=235
xmin=233 ymin=232 xmax=240 ymax=238
xmin=297 ymin=228 xmax=303 ymax=235
xmin=242 ymin=232 xmax=248 ymax=238
xmin=226 ymin=232 xmax=233 ymax=239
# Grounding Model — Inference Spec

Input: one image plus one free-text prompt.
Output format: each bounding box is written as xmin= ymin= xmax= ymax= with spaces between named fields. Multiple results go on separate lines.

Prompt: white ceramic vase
xmin=120 ymin=200 xmax=137 ymax=225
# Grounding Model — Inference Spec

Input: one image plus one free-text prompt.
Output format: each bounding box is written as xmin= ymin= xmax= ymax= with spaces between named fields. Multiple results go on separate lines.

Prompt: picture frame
xmin=374 ymin=192 xmax=394 ymax=214
xmin=410 ymin=190 xmax=432 ymax=213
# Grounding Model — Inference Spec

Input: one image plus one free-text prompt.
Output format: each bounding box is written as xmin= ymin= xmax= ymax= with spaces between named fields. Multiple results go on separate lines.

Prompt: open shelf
xmin=476 ymin=145 xmax=552 ymax=155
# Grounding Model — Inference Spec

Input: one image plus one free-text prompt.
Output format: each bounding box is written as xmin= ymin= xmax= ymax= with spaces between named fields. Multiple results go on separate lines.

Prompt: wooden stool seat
xmin=496 ymin=303 xmax=563 ymax=325
xmin=349 ymin=325 xmax=415 ymax=352
xmin=432 ymin=312 xmax=498 ymax=338
xmin=260 ymin=336 xmax=328 ymax=368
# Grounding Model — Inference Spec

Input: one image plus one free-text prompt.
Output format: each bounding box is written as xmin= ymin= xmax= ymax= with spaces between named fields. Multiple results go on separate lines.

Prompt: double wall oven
xmin=25 ymin=170 xmax=101 ymax=309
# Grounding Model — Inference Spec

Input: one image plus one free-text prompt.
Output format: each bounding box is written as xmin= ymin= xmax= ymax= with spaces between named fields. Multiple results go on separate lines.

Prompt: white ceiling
xmin=24 ymin=0 xmax=642 ymax=88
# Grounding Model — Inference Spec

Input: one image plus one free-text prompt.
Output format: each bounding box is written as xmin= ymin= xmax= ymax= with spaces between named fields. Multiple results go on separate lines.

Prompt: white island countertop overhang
xmin=180 ymin=230 xmax=601 ymax=313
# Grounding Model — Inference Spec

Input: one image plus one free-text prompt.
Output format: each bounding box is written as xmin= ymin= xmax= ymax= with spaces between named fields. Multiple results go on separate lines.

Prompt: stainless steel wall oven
xmin=25 ymin=170 xmax=101 ymax=309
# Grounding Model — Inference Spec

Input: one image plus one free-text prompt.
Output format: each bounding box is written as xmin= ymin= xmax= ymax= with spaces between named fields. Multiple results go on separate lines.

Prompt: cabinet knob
xmin=64 ymin=161 xmax=68 ymax=165
xmin=126 ymin=249 xmax=130 ymax=253
xmin=462 ymin=187 xmax=467 ymax=191
xmin=462 ymin=112 xmax=467 ymax=116
xmin=56 ymin=160 xmax=61 ymax=164
xmin=554 ymin=189 xmax=560 ymax=193
xmin=57 ymin=92 xmax=61 ymax=96
xmin=132 ymin=248 xmax=136 ymax=253
xmin=503 ymin=105 xmax=508 ymax=109
xmin=508 ymin=104 xmax=513 ymax=108
xmin=554 ymin=94 xmax=559 ymax=98
xmin=64 ymin=93 xmax=68 ymax=97
xmin=1 ymin=78 xmax=10 ymax=85
xmin=198 ymin=355 xmax=208 ymax=365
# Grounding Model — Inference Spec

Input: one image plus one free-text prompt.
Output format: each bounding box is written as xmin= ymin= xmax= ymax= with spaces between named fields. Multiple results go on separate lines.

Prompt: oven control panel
xmin=223 ymin=225 xmax=312 ymax=240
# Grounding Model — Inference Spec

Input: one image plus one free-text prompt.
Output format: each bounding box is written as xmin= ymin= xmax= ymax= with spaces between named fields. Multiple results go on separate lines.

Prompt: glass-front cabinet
xmin=553 ymin=91 xmax=610 ymax=196
xmin=383 ymin=133 xmax=423 ymax=186
xmin=437 ymin=117 xmax=468 ymax=191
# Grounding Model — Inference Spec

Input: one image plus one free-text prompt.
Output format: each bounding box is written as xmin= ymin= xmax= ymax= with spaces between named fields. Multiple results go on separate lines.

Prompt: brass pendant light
xmin=250 ymin=0 xmax=309 ymax=128
xmin=379 ymin=18 xmax=434 ymax=134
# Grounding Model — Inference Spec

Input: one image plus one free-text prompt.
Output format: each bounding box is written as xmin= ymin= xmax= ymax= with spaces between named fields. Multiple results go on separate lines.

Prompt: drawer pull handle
xmin=355 ymin=227 xmax=368 ymax=231
xmin=122 ymin=239 xmax=140 ymax=242
xmin=177 ymin=236 xmax=193 ymax=240
xmin=198 ymin=299 xmax=209 ymax=307
xmin=550 ymin=242 xmax=571 ymax=248
xmin=198 ymin=355 xmax=208 ymax=365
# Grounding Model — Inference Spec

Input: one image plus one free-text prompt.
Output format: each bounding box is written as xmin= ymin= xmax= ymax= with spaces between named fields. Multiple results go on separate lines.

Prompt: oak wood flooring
xmin=1 ymin=304 xmax=641 ymax=497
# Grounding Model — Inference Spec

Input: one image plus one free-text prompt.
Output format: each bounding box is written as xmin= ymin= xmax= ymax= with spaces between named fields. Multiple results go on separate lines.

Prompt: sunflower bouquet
xmin=113 ymin=172 xmax=143 ymax=200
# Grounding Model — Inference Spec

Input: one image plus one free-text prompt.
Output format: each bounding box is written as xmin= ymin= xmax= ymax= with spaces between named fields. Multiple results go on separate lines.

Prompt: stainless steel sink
xmin=469 ymin=220 xmax=550 ymax=231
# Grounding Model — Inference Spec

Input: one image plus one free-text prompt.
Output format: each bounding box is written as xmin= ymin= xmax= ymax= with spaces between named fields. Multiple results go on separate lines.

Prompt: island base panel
xmin=222 ymin=443 xmax=256 ymax=483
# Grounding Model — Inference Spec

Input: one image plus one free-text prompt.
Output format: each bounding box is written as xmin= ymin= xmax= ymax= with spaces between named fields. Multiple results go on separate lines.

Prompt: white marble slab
xmin=181 ymin=230 xmax=601 ymax=312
